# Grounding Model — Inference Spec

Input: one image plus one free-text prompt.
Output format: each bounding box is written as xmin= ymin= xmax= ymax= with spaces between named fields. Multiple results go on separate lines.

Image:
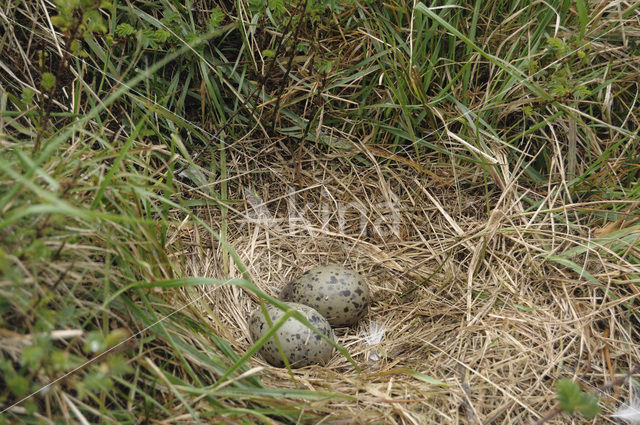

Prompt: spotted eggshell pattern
xmin=249 ymin=302 xmax=334 ymax=368
xmin=280 ymin=264 xmax=370 ymax=327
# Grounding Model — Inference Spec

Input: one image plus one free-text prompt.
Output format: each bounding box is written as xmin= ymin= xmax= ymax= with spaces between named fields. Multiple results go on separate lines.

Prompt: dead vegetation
xmin=176 ymin=142 xmax=640 ymax=423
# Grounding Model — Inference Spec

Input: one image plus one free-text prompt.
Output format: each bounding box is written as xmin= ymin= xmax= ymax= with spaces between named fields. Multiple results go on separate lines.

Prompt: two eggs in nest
xmin=249 ymin=264 xmax=371 ymax=368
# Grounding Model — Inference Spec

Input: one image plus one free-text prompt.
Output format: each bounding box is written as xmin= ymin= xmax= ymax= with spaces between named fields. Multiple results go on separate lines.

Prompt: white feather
xmin=612 ymin=405 xmax=640 ymax=424
xmin=362 ymin=320 xmax=385 ymax=362
xmin=612 ymin=380 xmax=640 ymax=424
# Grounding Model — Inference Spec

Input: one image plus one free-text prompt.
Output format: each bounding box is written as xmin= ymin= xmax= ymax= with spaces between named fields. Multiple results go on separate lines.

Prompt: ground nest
xmin=176 ymin=143 xmax=639 ymax=424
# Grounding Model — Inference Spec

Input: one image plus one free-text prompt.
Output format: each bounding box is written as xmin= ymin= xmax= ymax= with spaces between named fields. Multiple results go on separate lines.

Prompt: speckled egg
xmin=248 ymin=302 xmax=334 ymax=368
xmin=280 ymin=264 xmax=370 ymax=327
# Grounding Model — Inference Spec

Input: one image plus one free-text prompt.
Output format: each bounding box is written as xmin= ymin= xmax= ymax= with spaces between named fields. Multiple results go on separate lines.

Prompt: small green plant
xmin=531 ymin=37 xmax=593 ymax=101
xmin=556 ymin=379 xmax=601 ymax=419
xmin=114 ymin=23 xmax=173 ymax=49
xmin=249 ymin=0 xmax=357 ymax=26
xmin=51 ymin=0 xmax=109 ymax=35
xmin=33 ymin=0 xmax=111 ymax=152
xmin=535 ymin=378 xmax=603 ymax=424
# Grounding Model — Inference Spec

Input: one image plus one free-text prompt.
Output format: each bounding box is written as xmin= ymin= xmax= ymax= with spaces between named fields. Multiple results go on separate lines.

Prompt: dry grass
xmin=175 ymin=141 xmax=640 ymax=424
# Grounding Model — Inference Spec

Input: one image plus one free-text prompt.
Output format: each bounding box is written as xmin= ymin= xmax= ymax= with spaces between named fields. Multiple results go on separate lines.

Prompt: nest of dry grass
xmin=175 ymin=142 xmax=640 ymax=424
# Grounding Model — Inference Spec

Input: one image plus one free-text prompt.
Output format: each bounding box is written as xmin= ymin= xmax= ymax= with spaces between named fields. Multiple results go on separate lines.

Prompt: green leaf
xmin=546 ymin=37 xmax=567 ymax=56
xmin=153 ymin=29 xmax=170 ymax=43
xmin=209 ymin=7 xmax=225 ymax=27
xmin=84 ymin=9 xmax=106 ymax=34
xmin=21 ymin=87 xmax=35 ymax=105
xmin=81 ymin=369 xmax=114 ymax=393
xmin=41 ymin=72 xmax=56 ymax=91
xmin=556 ymin=379 xmax=582 ymax=413
xmin=104 ymin=328 xmax=128 ymax=348
xmin=70 ymin=39 xmax=82 ymax=54
xmin=51 ymin=350 xmax=73 ymax=371
xmin=51 ymin=14 xmax=72 ymax=31
xmin=576 ymin=0 xmax=589 ymax=40
xmin=574 ymin=86 xmax=592 ymax=99
xmin=7 ymin=375 xmax=29 ymax=397
xmin=0 ymin=294 xmax=9 ymax=317
xmin=316 ymin=60 xmax=334 ymax=74
xmin=106 ymin=355 xmax=133 ymax=376
xmin=115 ymin=23 xmax=136 ymax=37
xmin=23 ymin=399 xmax=37 ymax=415
xmin=546 ymin=256 xmax=600 ymax=285
xmin=556 ymin=378 xmax=600 ymax=419
xmin=161 ymin=10 xmax=180 ymax=25
xmin=22 ymin=345 xmax=45 ymax=371
xmin=405 ymin=370 xmax=448 ymax=387
xmin=269 ymin=0 xmax=285 ymax=16
xmin=248 ymin=0 xmax=265 ymax=14
xmin=578 ymin=393 xmax=601 ymax=419
xmin=70 ymin=39 xmax=88 ymax=57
